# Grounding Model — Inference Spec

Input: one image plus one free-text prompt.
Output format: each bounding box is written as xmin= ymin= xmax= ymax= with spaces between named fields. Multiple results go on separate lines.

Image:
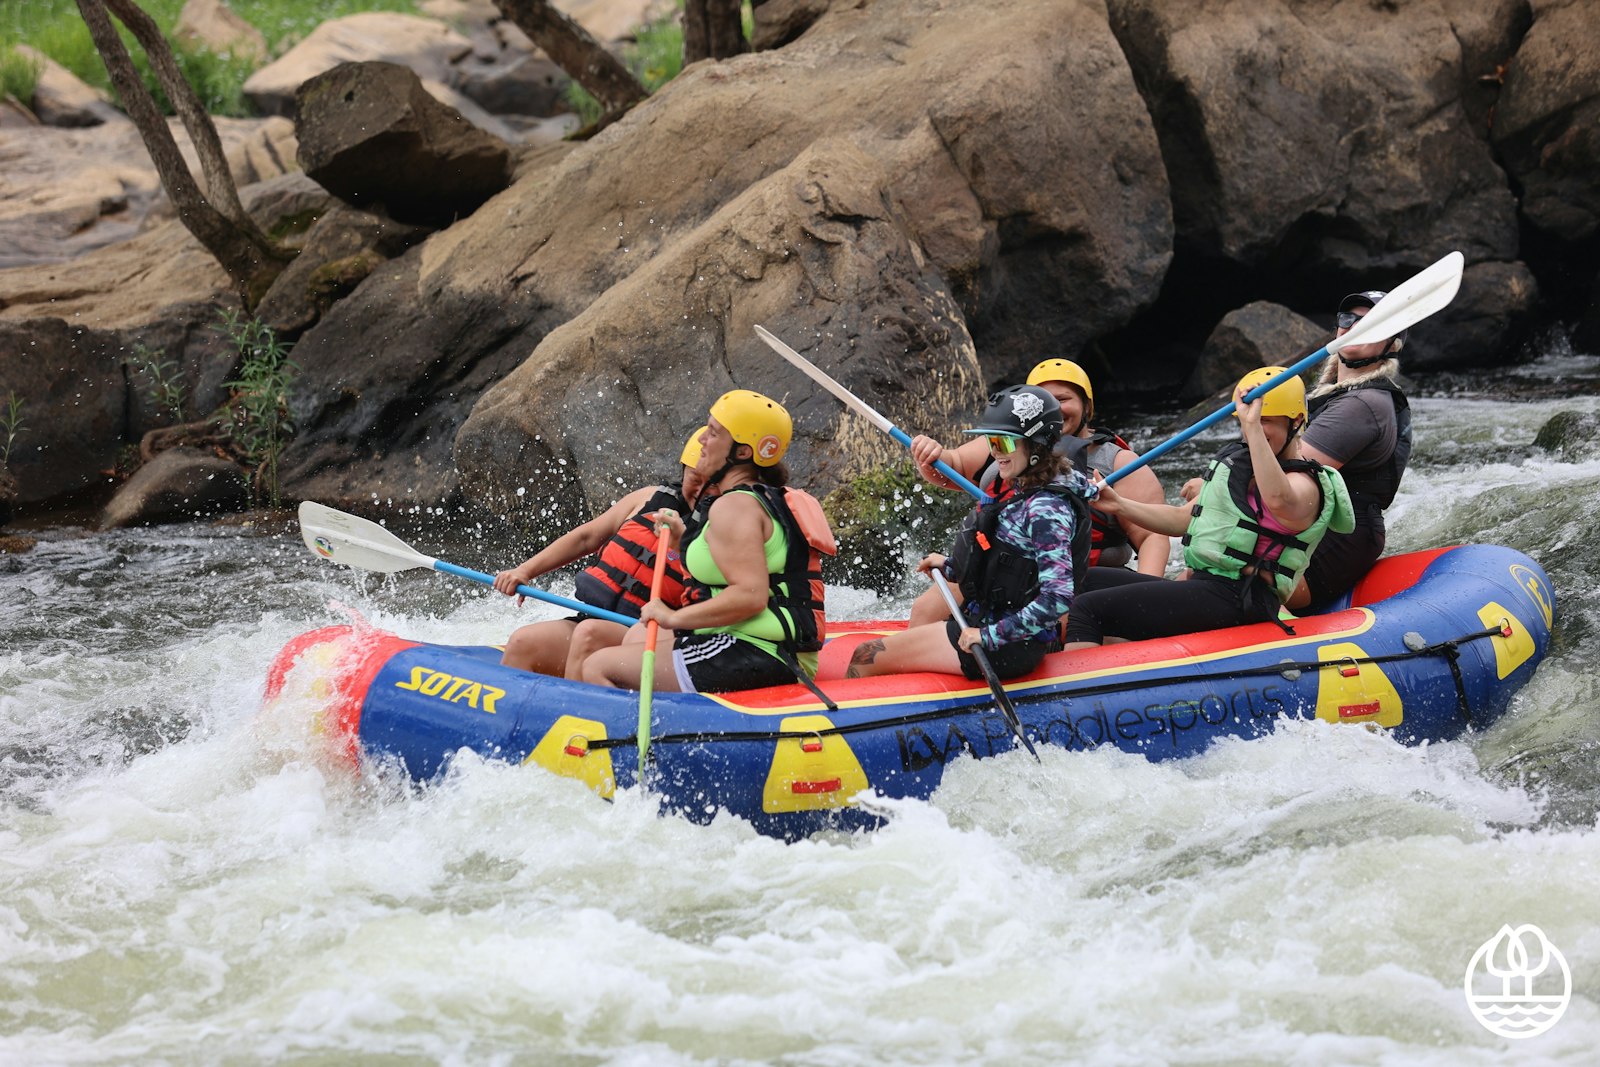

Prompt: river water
xmin=3 ymin=349 xmax=1599 ymax=1065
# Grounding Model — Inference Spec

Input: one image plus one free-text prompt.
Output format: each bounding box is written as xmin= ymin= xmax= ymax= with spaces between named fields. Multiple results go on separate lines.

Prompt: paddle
xmin=297 ymin=501 xmax=636 ymax=627
xmin=931 ymin=569 xmax=1040 ymax=762
xmin=1101 ymin=250 xmax=1464 ymax=486
xmin=753 ymin=324 xmax=990 ymax=500
xmin=636 ymin=511 xmax=677 ymax=779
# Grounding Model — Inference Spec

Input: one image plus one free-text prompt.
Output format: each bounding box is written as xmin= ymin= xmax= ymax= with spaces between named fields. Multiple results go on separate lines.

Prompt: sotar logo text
xmin=1464 ymin=923 xmax=1570 ymax=1039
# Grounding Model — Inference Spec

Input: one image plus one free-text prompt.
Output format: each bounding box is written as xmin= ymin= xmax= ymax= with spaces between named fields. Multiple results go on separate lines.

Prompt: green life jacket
xmin=681 ymin=484 xmax=835 ymax=676
xmin=1182 ymin=441 xmax=1355 ymax=603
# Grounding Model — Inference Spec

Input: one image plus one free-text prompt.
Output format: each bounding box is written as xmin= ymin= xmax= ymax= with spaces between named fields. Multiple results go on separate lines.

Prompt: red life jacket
xmin=572 ymin=485 xmax=690 ymax=617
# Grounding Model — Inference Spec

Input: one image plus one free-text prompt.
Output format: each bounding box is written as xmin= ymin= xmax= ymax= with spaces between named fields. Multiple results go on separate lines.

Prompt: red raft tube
xmin=264 ymin=544 xmax=1555 ymax=840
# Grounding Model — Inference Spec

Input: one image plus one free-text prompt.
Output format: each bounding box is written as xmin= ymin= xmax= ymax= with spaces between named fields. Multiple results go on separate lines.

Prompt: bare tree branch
xmin=76 ymin=0 xmax=291 ymax=306
xmin=493 ymin=0 xmax=647 ymax=118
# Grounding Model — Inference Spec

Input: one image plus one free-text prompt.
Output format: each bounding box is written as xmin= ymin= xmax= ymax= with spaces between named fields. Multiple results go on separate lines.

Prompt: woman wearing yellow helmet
xmin=492 ymin=427 xmax=710 ymax=678
xmin=904 ymin=357 xmax=1171 ymax=626
xmin=1060 ymin=367 xmax=1355 ymax=649
xmin=583 ymin=391 xmax=838 ymax=694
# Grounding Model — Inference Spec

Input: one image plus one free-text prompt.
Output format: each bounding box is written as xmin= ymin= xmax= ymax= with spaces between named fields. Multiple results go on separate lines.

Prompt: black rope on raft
xmin=587 ymin=623 xmax=1505 ymax=751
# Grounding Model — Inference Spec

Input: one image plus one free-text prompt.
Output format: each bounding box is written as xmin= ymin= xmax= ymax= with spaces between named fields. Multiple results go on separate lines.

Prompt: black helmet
xmin=964 ymin=385 xmax=1065 ymax=447
xmin=1337 ymin=289 xmax=1405 ymax=354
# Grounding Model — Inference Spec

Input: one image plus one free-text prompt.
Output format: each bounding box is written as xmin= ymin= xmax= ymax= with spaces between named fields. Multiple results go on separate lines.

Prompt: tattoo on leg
xmin=846 ymin=638 xmax=887 ymax=679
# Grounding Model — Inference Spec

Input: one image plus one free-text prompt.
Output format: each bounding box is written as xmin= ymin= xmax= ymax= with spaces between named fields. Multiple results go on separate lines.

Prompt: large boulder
xmin=1493 ymin=0 xmax=1600 ymax=242
xmin=242 ymin=12 xmax=472 ymax=117
xmin=1404 ymin=259 xmax=1540 ymax=370
xmin=454 ymin=138 xmax=985 ymax=530
xmin=98 ymin=446 xmax=251 ymax=528
xmin=276 ymin=0 xmax=1172 ymax=513
xmin=1105 ymin=0 xmax=1522 ymax=278
xmin=294 ymin=61 xmax=513 ymax=226
xmin=1186 ymin=302 xmax=1326 ymax=401
xmin=173 ymin=0 xmax=269 ymax=65
xmin=14 ymin=45 xmax=124 ymax=128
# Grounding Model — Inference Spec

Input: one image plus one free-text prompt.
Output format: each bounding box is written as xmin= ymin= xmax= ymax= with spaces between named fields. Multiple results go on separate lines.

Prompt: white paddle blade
xmin=1328 ymin=250 xmax=1464 ymax=353
xmin=753 ymin=325 xmax=895 ymax=433
xmin=298 ymin=501 xmax=436 ymax=574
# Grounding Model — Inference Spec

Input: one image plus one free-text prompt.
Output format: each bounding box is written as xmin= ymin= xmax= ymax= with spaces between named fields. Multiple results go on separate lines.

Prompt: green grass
xmin=2 ymin=0 xmax=418 ymax=117
xmin=0 ymin=37 xmax=42 ymax=102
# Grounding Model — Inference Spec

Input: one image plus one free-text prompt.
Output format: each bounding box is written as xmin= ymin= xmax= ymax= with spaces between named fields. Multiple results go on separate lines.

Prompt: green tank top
xmin=683 ymin=500 xmax=819 ymax=677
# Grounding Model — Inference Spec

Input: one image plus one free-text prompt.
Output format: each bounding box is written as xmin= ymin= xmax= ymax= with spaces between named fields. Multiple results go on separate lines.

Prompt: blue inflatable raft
xmin=265 ymin=544 xmax=1555 ymax=838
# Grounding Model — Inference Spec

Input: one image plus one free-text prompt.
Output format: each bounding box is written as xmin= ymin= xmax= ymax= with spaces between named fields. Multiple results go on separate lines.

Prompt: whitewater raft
xmin=266 ymin=544 xmax=1554 ymax=838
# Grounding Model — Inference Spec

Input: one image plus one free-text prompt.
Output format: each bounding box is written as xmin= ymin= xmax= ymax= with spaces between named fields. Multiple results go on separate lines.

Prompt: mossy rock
xmin=1533 ymin=411 xmax=1600 ymax=456
xmin=821 ymin=461 xmax=970 ymax=594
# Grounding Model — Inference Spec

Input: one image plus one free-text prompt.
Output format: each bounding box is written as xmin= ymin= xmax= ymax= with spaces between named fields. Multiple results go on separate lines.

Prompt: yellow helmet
xmin=709 ymin=390 xmax=791 ymax=467
xmin=1026 ymin=358 xmax=1094 ymax=405
xmin=680 ymin=425 xmax=707 ymax=468
xmin=1233 ymin=366 xmax=1306 ymax=422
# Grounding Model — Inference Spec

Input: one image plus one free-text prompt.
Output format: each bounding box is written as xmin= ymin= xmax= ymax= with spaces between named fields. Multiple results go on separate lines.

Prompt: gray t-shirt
xmin=1303 ymin=388 xmax=1398 ymax=473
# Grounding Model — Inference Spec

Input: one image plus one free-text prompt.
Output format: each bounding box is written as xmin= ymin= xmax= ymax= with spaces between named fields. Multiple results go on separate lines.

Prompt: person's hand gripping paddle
xmin=931 ymin=569 xmax=1039 ymax=761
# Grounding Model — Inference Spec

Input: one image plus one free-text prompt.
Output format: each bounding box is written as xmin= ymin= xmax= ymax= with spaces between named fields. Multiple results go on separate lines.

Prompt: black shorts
xmin=1302 ymin=520 xmax=1386 ymax=611
xmin=944 ymin=619 xmax=1048 ymax=681
xmin=672 ymin=632 xmax=795 ymax=693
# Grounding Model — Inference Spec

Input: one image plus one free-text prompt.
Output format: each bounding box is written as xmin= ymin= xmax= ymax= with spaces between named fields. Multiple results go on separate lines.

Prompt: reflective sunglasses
xmin=987 ymin=434 xmax=1019 ymax=454
xmin=1336 ymin=310 xmax=1367 ymax=330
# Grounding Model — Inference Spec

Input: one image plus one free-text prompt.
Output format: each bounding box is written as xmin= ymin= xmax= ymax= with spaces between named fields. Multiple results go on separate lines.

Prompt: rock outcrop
xmin=1186 ymin=303 xmax=1326 ymax=402
xmin=294 ymin=62 xmax=513 ymax=226
xmin=98 ymin=446 xmax=251 ymax=528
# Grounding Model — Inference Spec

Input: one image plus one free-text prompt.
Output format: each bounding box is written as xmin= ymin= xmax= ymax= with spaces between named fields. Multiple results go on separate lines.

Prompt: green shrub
xmin=0 ymin=392 xmax=24 ymax=466
xmin=123 ymin=342 xmax=189 ymax=424
xmin=218 ymin=310 xmax=298 ymax=508
xmin=0 ymin=44 xmax=43 ymax=104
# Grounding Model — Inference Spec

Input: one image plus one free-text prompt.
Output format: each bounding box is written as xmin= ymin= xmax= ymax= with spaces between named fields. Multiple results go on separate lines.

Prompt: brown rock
xmin=255 ymin=204 xmax=433 ymax=337
xmin=173 ymin=0 xmax=269 ymax=66
xmin=1493 ymin=0 xmax=1600 ymax=241
xmin=1106 ymin=0 xmax=1520 ymax=273
xmin=751 ymin=0 xmax=832 ymax=51
xmin=1406 ymin=259 xmax=1540 ymax=370
xmin=295 ymin=61 xmax=512 ymax=225
xmin=14 ymin=45 xmax=125 ymax=128
xmin=242 ymin=12 xmax=473 ymax=117
xmin=1187 ymin=302 xmax=1326 ymax=402
xmin=98 ymin=446 xmax=251 ymax=528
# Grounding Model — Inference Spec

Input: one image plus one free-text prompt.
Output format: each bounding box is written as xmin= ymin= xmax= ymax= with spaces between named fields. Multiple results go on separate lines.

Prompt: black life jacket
xmin=572 ymin=484 xmax=690 ymax=617
xmin=1058 ymin=429 xmax=1135 ymax=567
xmin=1307 ymin=379 xmax=1412 ymax=513
xmin=680 ymin=483 xmax=836 ymax=655
xmin=947 ymin=476 xmax=1092 ymax=626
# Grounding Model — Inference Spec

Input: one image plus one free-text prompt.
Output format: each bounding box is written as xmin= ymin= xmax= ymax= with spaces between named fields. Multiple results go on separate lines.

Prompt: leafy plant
xmin=564 ymin=1 xmax=695 ymax=127
xmin=0 ymin=392 xmax=23 ymax=466
xmin=218 ymin=310 xmax=298 ymax=508
xmin=0 ymin=43 xmax=43 ymax=104
xmin=123 ymin=342 xmax=188 ymax=423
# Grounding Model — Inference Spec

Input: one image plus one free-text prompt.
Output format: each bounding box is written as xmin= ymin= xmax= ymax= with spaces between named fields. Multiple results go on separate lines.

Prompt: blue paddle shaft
xmin=1099 ymin=346 xmax=1331 ymax=487
xmin=432 ymin=560 xmax=637 ymax=626
xmin=887 ymin=426 xmax=991 ymax=501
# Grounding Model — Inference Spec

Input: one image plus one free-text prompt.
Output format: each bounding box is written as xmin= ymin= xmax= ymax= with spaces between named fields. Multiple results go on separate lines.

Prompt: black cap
xmin=1339 ymin=289 xmax=1387 ymax=313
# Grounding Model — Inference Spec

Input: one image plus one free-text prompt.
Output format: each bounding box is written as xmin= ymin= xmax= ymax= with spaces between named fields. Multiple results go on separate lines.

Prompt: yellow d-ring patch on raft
xmin=1313 ymin=642 xmax=1403 ymax=728
xmin=1478 ymin=601 xmax=1534 ymax=680
xmin=762 ymin=715 xmax=870 ymax=813
xmin=525 ymin=715 xmax=615 ymax=799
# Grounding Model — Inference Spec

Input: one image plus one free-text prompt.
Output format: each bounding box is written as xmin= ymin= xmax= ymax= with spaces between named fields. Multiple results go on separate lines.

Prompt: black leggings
xmin=1063 ymin=570 xmax=1279 ymax=645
